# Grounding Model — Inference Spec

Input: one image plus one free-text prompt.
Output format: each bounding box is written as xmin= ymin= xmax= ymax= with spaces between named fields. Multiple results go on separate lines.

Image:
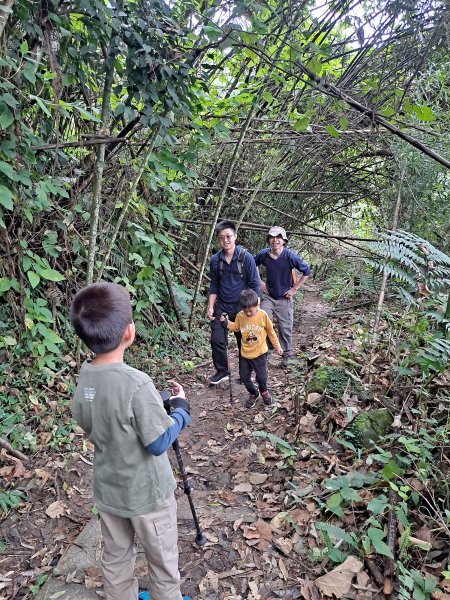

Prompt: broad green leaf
xmin=0 ymin=160 xmax=18 ymax=181
xmin=35 ymin=267 xmax=65 ymax=282
xmin=339 ymin=116 xmax=348 ymax=130
xmin=367 ymin=495 xmax=389 ymax=515
xmin=367 ymin=527 xmax=394 ymax=558
xmin=73 ymin=105 xmax=100 ymax=122
xmin=0 ymin=277 xmax=19 ymax=292
xmin=30 ymin=95 xmax=52 ymax=116
xmin=340 ymin=487 xmax=361 ymax=501
xmin=292 ymin=116 xmax=309 ymax=131
xmin=0 ymin=105 xmax=14 ymax=129
xmin=0 ymin=184 xmax=14 ymax=210
xmin=307 ymin=57 xmax=323 ymax=75
xmin=326 ymin=124 xmax=340 ymax=138
xmin=203 ymin=25 xmax=223 ymax=41
xmin=27 ymin=271 xmax=40 ymax=288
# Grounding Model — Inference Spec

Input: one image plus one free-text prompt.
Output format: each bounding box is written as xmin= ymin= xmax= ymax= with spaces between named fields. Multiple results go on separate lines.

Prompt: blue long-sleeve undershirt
xmin=145 ymin=408 xmax=191 ymax=456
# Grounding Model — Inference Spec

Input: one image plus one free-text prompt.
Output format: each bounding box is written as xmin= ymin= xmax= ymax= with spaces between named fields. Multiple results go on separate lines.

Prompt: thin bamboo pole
xmin=86 ymin=9 xmax=121 ymax=284
xmin=187 ymin=100 xmax=259 ymax=333
xmin=371 ymin=170 xmax=405 ymax=341
xmin=97 ymin=127 xmax=160 ymax=280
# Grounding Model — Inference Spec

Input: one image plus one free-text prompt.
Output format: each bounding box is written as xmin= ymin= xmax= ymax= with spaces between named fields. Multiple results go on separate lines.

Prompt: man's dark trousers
xmin=210 ymin=307 xmax=242 ymax=375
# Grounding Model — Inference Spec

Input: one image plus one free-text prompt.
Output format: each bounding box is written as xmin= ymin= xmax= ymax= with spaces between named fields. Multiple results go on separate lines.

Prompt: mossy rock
xmin=306 ymin=365 xmax=368 ymax=400
xmin=345 ymin=409 xmax=394 ymax=448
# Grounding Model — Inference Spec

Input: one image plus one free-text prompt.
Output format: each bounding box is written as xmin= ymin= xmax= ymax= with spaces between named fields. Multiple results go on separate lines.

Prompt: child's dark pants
xmin=239 ymin=352 xmax=268 ymax=395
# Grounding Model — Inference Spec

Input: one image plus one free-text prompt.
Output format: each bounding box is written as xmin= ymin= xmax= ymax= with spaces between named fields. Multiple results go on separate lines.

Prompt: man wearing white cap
xmin=254 ymin=226 xmax=311 ymax=367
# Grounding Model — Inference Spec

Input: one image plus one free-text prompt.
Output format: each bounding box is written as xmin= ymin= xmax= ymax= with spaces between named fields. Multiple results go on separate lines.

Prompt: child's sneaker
xmin=245 ymin=392 xmax=260 ymax=408
xmin=261 ymin=391 xmax=273 ymax=405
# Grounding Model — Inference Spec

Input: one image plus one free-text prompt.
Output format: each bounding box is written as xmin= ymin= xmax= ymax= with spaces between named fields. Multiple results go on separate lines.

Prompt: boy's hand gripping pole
xmin=160 ymin=391 xmax=206 ymax=547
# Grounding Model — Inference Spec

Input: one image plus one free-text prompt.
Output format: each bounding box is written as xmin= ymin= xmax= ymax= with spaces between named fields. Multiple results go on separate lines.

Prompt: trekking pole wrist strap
xmin=170 ymin=396 xmax=190 ymax=414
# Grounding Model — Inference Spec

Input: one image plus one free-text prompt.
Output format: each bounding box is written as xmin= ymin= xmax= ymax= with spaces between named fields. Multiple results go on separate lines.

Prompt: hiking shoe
xmin=208 ymin=371 xmax=229 ymax=385
xmin=245 ymin=392 xmax=260 ymax=408
xmin=261 ymin=391 xmax=273 ymax=405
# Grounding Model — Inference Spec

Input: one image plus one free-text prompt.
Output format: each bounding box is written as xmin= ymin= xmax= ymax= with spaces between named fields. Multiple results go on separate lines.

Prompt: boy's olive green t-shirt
xmin=72 ymin=360 xmax=176 ymax=517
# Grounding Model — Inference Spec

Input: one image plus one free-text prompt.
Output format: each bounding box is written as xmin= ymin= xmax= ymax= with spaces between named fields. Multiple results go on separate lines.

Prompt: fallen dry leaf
xmin=84 ymin=566 xmax=102 ymax=589
xmin=279 ymin=558 xmax=288 ymax=581
xmin=431 ymin=592 xmax=450 ymax=600
xmin=199 ymin=570 xmax=219 ymax=593
xmin=233 ymin=482 xmax=252 ymax=493
xmin=45 ymin=500 xmax=66 ymax=519
xmin=248 ymin=580 xmax=261 ymax=599
xmin=249 ymin=473 xmax=269 ymax=485
xmin=315 ymin=556 xmax=363 ymax=598
xmin=306 ymin=392 xmax=322 ymax=406
xmin=300 ymin=578 xmax=319 ymax=600
xmin=12 ymin=461 xmax=27 ymax=477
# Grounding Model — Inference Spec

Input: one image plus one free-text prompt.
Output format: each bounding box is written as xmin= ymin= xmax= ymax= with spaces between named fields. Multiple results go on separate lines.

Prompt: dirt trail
xmin=1 ymin=285 xmax=330 ymax=600
xmin=177 ymin=284 xmax=330 ymax=599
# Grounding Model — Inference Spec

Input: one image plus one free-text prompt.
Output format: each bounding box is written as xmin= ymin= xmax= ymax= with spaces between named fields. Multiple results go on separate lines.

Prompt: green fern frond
xmin=316 ymin=522 xmax=358 ymax=549
xmin=364 ymin=230 xmax=450 ymax=295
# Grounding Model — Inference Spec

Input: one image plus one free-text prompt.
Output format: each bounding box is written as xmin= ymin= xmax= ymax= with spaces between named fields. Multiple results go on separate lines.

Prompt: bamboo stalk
xmin=162 ymin=266 xmax=184 ymax=330
xmin=0 ymin=0 xmax=14 ymax=39
xmin=96 ymin=127 xmax=160 ymax=280
xmin=177 ymin=219 xmax=379 ymax=242
xmin=192 ymin=186 xmax=357 ymax=195
xmin=32 ymin=137 xmax=127 ymax=151
xmin=371 ymin=170 xmax=404 ymax=340
xmin=86 ymin=12 xmax=121 ymax=284
xmin=187 ymin=98 xmax=259 ymax=333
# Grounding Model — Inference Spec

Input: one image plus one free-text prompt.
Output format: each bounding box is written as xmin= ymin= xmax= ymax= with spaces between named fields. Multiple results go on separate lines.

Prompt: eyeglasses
xmin=268 ymin=234 xmax=284 ymax=240
xmin=218 ymin=234 xmax=235 ymax=241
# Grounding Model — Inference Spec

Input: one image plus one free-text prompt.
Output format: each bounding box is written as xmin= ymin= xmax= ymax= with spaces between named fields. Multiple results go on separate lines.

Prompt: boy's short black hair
xmin=215 ymin=220 xmax=236 ymax=236
xmin=70 ymin=283 xmax=133 ymax=354
xmin=240 ymin=288 xmax=259 ymax=309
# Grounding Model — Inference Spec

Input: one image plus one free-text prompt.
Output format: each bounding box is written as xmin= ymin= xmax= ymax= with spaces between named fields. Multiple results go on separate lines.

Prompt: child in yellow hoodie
xmin=220 ymin=289 xmax=283 ymax=408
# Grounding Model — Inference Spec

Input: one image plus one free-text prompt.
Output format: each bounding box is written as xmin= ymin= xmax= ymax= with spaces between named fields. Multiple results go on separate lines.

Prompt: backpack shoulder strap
xmin=236 ymin=246 xmax=247 ymax=279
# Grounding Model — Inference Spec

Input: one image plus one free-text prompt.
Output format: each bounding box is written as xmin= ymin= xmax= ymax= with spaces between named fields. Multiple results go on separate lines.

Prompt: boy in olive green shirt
xmin=70 ymin=283 xmax=191 ymax=600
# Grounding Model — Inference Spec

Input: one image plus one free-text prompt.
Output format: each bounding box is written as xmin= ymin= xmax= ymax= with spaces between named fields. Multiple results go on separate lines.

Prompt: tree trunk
xmin=86 ymin=6 xmax=122 ymax=284
xmin=0 ymin=0 xmax=14 ymax=40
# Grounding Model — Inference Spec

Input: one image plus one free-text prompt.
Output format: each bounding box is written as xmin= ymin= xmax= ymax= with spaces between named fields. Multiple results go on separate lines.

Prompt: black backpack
xmin=217 ymin=246 xmax=249 ymax=282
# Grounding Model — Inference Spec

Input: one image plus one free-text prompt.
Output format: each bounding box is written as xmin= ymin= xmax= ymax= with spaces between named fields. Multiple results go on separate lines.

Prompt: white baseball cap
xmin=268 ymin=226 xmax=288 ymax=240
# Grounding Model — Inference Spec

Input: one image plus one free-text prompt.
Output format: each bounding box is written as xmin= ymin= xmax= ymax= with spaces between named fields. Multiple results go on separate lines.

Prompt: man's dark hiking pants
xmin=210 ymin=307 xmax=242 ymax=375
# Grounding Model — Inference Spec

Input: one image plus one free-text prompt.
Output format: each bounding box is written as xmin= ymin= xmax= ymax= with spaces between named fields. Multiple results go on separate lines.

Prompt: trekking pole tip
xmin=195 ymin=532 xmax=207 ymax=546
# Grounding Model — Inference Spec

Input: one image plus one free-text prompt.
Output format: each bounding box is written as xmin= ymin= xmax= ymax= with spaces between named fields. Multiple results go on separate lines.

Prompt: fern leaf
xmin=316 ymin=522 xmax=358 ymax=548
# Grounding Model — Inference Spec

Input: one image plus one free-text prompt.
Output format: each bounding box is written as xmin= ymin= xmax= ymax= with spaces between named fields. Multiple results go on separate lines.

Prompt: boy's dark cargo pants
xmin=240 ymin=352 xmax=268 ymax=395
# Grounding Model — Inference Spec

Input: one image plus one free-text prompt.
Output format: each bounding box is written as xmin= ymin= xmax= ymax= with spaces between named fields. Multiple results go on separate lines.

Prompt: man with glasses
xmin=207 ymin=220 xmax=260 ymax=385
xmin=255 ymin=226 xmax=311 ymax=368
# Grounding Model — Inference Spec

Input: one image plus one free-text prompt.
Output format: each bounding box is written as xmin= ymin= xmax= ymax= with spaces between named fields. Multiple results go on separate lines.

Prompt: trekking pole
xmin=221 ymin=313 xmax=234 ymax=405
xmin=171 ymin=438 xmax=206 ymax=547
xmin=160 ymin=392 xmax=206 ymax=547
